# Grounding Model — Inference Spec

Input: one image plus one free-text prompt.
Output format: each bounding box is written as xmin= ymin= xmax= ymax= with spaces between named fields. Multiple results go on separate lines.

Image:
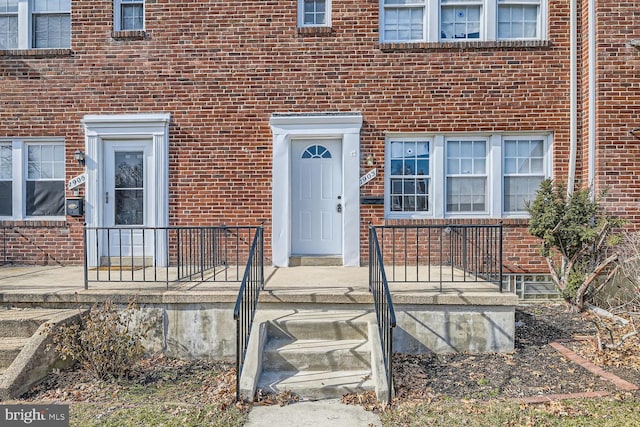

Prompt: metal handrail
xmin=82 ymin=225 xmax=256 ymax=288
xmin=233 ymin=226 xmax=264 ymax=401
xmin=374 ymin=223 xmax=503 ymax=292
xmin=368 ymin=226 xmax=397 ymax=401
xmin=1 ymin=225 xmax=8 ymax=265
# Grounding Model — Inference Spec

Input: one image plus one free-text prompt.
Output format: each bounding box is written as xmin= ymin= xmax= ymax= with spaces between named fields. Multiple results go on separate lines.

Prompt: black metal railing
xmin=368 ymin=226 xmax=397 ymax=402
xmin=1 ymin=225 xmax=8 ymax=265
xmin=83 ymin=225 xmax=258 ymax=288
xmin=373 ymin=223 xmax=503 ymax=292
xmin=233 ymin=226 xmax=264 ymax=401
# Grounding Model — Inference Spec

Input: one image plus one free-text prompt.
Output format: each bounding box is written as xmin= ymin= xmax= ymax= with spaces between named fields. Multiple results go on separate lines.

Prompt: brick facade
xmin=0 ymin=0 xmax=635 ymax=273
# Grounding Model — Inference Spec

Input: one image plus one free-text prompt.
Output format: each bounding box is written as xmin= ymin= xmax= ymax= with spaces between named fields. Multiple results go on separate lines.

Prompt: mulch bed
xmin=392 ymin=303 xmax=639 ymax=402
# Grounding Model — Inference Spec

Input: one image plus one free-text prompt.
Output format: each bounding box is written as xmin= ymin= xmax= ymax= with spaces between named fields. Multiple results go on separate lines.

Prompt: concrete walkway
xmin=0 ymin=264 xmax=510 ymax=306
xmin=245 ymin=399 xmax=382 ymax=427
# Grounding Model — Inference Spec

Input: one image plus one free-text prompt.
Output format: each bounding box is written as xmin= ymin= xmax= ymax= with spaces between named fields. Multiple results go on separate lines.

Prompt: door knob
xmin=337 ymin=203 xmax=342 ymax=213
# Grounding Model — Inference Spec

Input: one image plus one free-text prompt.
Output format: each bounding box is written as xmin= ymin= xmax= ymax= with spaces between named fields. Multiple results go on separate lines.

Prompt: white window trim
xmin=0 ymin=138 xmax=66 ymax=220
xmin=384 ymin=132 xmax=552 ymax=219
xmin=379 ymin=0 xmax=547 ymax=43
xmin=6 ymin=0 xmax=72 ymax=49
xmin=386 ymin=137 xmax=432 ymax=217
xmin=445 ymin=135 xmax=491 ymax=216
xmin=501 ymin=133 xmax=553 ymax=217
xmin=114 ymin=0 xmax=145 ymax=32
xmin=297 ymin=0 xmax=331 ymax=28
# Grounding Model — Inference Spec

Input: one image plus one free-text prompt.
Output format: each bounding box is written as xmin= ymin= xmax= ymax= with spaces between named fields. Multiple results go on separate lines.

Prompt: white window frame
xmin=387 ymin=139 xmax=431 ymax=215
xmin=0 ymin=138 xmax=66 ymax=220
xmin=298 ymin=0 xmax=331 ymax=28
xmin=384 ymin=133 xmax=552 ymax=219
xmin=3 ymin=0 xmax=72 ymax=49
xmin=502 ymin=135 xmax=551 ymax=214
xmin=445 ymin=136 xmax=489 ymax=215
xmin=114 ymin=0 xmax=144 ymax=32
xmin=0 ymin=142 xmax=12 ymax=217
xmin=497 ymin=0 xmax=542 ymax=40
xmin=379 ymin=0 xmax=546 ymax=43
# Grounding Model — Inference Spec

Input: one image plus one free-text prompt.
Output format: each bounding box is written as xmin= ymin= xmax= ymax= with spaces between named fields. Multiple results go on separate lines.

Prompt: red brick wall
xmin=0 ymin=0 xmax=578 ymax=271
xmin=592 ymin=2 xmax=640 ymax=225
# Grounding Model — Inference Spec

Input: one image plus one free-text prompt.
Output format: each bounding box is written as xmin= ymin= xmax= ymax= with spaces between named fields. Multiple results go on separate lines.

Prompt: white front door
xmin=103 ymin=141 xmax=152 ymax=259
xmin=291 ymin=139 xmax=343 ymax=255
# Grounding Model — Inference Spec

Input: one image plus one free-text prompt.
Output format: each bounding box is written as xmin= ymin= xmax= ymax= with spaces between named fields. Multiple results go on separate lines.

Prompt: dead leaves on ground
xmin=342 ymin=390 xmax=387 ymax=413
xmin=253 ymin=389 xmax=300 ymax=406
xmin=575 ymin=312 xmax=640 ymax=371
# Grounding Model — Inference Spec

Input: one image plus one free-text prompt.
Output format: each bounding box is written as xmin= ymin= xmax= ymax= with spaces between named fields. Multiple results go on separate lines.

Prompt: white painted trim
xmin=297 ymin=0 xmax=332 ymax=28
xmin=270 ymin=113 xmax=363 ymax=267
xmin=114 ymin=0 xmax=145 ymax=31
xmin=384 ymin=132 xmax=553 ymax=219
xmin=82 ymin=113 xmax=170 ymax=267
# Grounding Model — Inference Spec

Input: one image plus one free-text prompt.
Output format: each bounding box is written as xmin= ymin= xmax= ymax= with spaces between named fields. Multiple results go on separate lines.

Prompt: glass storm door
xmin=291 ymin=139 xmax=343 ymax=255
xmin=103 ymin=142 xmax=151 ymax=259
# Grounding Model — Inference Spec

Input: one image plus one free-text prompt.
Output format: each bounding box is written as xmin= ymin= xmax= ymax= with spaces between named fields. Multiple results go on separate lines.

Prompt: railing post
xmin=83 ymin=225 xmax=88 ymax=290
xmin=200 ymin=228 xmax=205 ymax=281
xmin=499 ymin=223 xmax=504 ymax=292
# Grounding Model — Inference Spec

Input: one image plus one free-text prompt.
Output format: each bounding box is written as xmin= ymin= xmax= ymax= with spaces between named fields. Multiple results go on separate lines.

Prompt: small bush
xmin=527 ymin=179 xmax=624 ymax=310
xmin=49 ymin=298 xmax=147 ymax=380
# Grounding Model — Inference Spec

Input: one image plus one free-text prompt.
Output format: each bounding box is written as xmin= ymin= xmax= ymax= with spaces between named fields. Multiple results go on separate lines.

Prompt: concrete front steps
xmin=241 ymin=310 xmax=390 ymax=402
xmin=0 ymin=307 xmax=82 ymax=400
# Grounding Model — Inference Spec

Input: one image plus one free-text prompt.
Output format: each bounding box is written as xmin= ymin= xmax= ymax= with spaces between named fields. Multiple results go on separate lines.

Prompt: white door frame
xmin=82 ymin=114 xmax=171 ymax=267
xmin=269 ymin=113 xmax=363 ymax=267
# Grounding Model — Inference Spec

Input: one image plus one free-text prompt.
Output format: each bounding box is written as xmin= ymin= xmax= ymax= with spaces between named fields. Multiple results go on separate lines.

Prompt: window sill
xmin=0 ymin=48 xmax=73 ymax=58
xmin=0 ymin=219 xmax=67 ymax=228
xmin=297 ymin=26 xmax=333 ymax=36
xmin=379 ymin=40 xmax=552 ymax=52
xmin=112 ymin=30 xmax=148 ymax=41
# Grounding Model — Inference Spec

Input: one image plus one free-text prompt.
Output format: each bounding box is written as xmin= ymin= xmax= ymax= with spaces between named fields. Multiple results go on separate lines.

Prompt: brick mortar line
xmin=549 ymin=341 xmax=639 ymax=392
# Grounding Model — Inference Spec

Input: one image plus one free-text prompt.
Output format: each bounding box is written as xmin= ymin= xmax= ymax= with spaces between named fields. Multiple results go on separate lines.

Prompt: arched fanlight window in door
xmin=301 ymin=145 xmax=332 ymax=159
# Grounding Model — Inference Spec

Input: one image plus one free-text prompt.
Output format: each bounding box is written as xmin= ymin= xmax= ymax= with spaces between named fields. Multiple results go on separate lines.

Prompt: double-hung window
xmin=440 ymin=0 xmax=482 ymax=40
xmin=0 ymin=143 xmax=12 ymax=216
xmin=298 ymin=0 xmax=330 ymax=27
xmin=446 ymin=139 xmax=487 ymax=213
xmin=0 ymin=0 xmax=70 ymax=49
xmin=0 ymin=1 xmax=18 ymax=49
xmin=381 ymin=0 xmax=544 ymax=42
xmin=389 ymin=140 xmax=430 ymax=213
xmin=503 ymin=138 xmax=545 ymax=212
xmin=115 ymin=0 xmax=144 ymax=31
xmin=385 ymin=133 xmax=551 ymax=218
xmin=497 ymin=0 xmax=540 ymax=39
xmin=33 ymin=0 xmax=71 ymax=48
xmin=382 ymin=0 xmax=425 ymax=42
xmin=0 ymin=140 xmax=65 ymax=219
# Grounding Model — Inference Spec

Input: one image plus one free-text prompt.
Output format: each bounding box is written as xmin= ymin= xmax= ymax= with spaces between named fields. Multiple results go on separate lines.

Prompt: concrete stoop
xmin=240 ymin=310 xmax=391 ymax=402
xmin=0 ymin=308 xmax=83 ymax=400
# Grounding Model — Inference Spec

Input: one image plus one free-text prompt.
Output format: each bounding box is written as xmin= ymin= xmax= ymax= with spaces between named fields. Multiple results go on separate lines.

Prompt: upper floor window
xmin=298 ymin=0 xmax=330 ymax=27
xmin=381 ymin=0 xmax=544 ymax=43
xmin=115 ymin=0 xmax=144 ymax=31
xmin=0 ymin=139 xmax=65 ymax=219
xmin=384 ymin=133 xmax=552 ymax=218
xmin=0 ymin=0 xmax=70 ymax=49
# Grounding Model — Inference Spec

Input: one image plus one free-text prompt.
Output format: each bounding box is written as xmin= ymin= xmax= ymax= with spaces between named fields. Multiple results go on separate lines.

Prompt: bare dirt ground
xmin=392 ymin=303 xmax=639 ymax=402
